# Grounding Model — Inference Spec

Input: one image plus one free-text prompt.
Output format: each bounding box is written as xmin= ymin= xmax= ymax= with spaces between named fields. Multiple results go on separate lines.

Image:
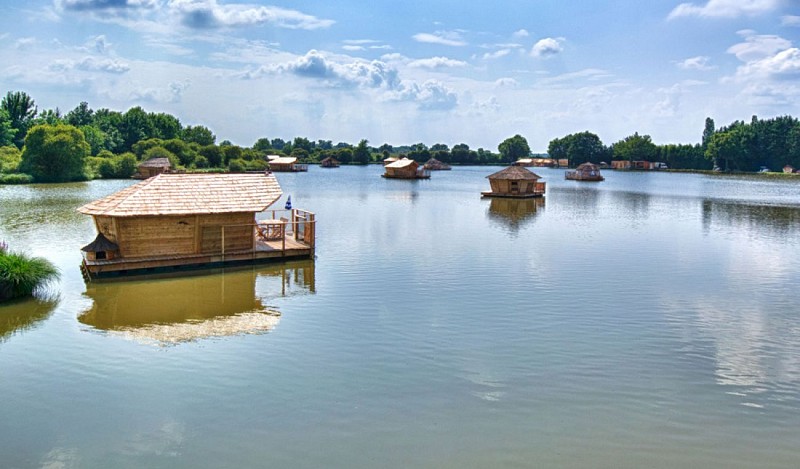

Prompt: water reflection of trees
xmin=702 ymin=199 xmax=800 ymax=236
xmin=0 ymin=298 xmax=59 ymax=342
xmin=79 ymin=261 xmax=315 ymax=345
xmin=486 ymin=197 xmax=544 ymax=233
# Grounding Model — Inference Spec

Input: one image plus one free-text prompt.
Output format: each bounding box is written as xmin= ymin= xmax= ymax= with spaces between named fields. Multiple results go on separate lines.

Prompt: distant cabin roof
xmin=77 ymin=173 xmax=283 ymax=217
xmin=270 ymin=157 xmax=297 ymax=165
xmin=138 ymin=157 xmax=171 ymax=169
xmin=383 ymin=156 xmax=399 ymax=162
xmin=486 ymin=166 xmax=541 ymax=180
xmin=516 ymin=158 xmax=534 ymax=164
xmin=386 ymin=158 xmax=417 ymax=169
xmin=321 ymin=156 xmax=339 ymax=162
xmin=576 ymin=162 xmax=600 ymax=170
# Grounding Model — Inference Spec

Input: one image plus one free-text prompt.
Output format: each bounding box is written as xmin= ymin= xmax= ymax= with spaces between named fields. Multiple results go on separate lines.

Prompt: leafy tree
xmin=611 ymin=132 xmax=658 ymax=162
xmin=199 ymin=144 xmax=223 ymax=167
xmin=0 ymin=109 xmax=16 ymax=147
xmin=498 ymin=134 xmax=530 ymax=163
xmin=97 ymin=152 xmax=137 ymax=179
xmin=222 ymin=145 xmax=243 ymax=165
xmin=182 ymin=125 xmax=215 ymax=146
xmin=32 ymin=108 xmax=63 ymax=126
xmin=336 ymin=147 xmax=353 ymax=164
xmin=317 ymin=140 xmax=333 ymax=150
xmin=253 ymin=137 xmax=272 ymax=152
xmin=163 ymin=139 xmax=196 ymax=167
xmin=119 ymin=106 xmax=155 ymax=151
xmin=19 ymin=124 xmax=90 ymax=182
xmin=705 ymin=130 xmax=744 ymax=171
xmin=150 ymin=112 xmax=181 ymax=140
xmin=701 ymin=117 xmax=715 ymax=151
xmin=65 ymin=102 xmax=94 ymax=127
xmin=270 ymin=138 xmax=286 ymax=150
xmin=79 ymin=125 xmax=107 ymax=156
xmin=132 ymin=138 xmax=165 ymax=159
xmin=353 ymin=139 xmax=370 ymax=165
xmin=92 ymin=108 xmax=124 ymax=153
xmin=0 ymin=145 xmax=21 ymax=173
xmin=292 ymin=137 xmax=313 ymax=152
xmin=1 ymin=91 xmax=37 ymax=148
xmin=549 ymin=131 xmax=607 ymax=166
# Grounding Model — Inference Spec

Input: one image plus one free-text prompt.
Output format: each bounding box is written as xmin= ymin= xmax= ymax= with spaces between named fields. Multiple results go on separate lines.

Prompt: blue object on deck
xmin=285 ymin=195 xmax=292 ymax=210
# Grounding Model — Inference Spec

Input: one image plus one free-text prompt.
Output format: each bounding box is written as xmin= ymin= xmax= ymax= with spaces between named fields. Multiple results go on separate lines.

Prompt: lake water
xmin=1 ymin=166 xmax=800 ymax=468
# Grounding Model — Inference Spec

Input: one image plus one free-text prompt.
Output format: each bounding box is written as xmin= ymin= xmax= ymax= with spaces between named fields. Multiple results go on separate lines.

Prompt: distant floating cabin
xmin=423 ymin=158 xmax=451 ymax=170
xmin=513 ymin=158 xmax=534 ymax=167
xmin=784 ymin=165 xmax=796 ymax=174
xmin=383 ymin=156 xmax=400 ymax=166
xmin=136 ymin=157 xmax=172 ymax=179
xmin=320 ymin=156 xmax=340 ymax=168
xmin=382 ymin=158 xmax=430 ymax=179
xmin=482 ymin=166 xmax=546 ymax=198
xmin=269 ymin=156 xmax=308 ymax=172
xmin=77 ymin=173 xmax=316 ymax=279
xmin=565 ymin=162 xmax=604 ymax=181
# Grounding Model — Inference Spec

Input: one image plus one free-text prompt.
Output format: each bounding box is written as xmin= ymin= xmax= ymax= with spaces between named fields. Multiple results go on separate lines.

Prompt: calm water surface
xmin=1 ymin=167 xmax=800 ymax=468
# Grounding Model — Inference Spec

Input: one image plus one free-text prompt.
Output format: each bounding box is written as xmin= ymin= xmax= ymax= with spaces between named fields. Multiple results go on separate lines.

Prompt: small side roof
xmin=486 ymin=166 xmax=541 ymax=180
xmin=77 ymin=172 xmax=283 ymax=217
xmin=138 ymin=157 xmax=171 ymax=169
xmin=81 ymin=232 xmax=119 ymax=252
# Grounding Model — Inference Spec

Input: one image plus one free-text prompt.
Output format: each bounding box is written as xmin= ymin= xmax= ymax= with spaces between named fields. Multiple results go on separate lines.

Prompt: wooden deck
xmin=481 ymin=191 xmax=545 ymax=198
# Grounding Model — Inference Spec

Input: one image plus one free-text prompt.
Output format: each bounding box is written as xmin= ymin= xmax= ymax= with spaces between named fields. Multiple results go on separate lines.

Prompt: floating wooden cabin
xmin=269 ymin=156 xmax=308 ymax=172
xmin=423 ymin=158 xmax=451 ymax=170
xmin=565 ymin=162 xmax=605 ymax=181
xmin=784 ymin=165 xmax=796 ymax=174
xmin=77 ymin=173 xmax=315 ymax=279
xmin=320 ymin=156 xmax=340 ymax=168
xmin=481 ymin=166 xmax=546 ymax=198
xmin=135 ymin=157 xmax=172 ymax=179
xmin=382 ymin=158 xmax=430 ymax=179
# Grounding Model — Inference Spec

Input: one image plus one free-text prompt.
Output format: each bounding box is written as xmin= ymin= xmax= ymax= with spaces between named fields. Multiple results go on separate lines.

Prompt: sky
xmin=1 ymin=0 xmax=799 ymax=152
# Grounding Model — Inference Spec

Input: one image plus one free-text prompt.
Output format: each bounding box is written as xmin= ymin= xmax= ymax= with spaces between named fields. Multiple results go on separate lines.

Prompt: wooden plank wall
xmin=117 ymin=215 xmax=196 ymax=257
xmin=199 ymin=213 xmax=254 ymax=254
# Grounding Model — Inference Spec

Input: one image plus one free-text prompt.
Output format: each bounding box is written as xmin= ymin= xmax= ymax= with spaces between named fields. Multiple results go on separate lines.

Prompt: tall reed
xmin=0 ymin=248 xmax=60 ymax=301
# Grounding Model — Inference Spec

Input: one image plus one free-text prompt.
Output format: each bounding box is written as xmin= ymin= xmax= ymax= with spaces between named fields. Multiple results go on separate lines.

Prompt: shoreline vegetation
xmin=0 ymin=242 xmax=60 ymax=303
xmin=1 ymin=90 xmax=800 ymax=184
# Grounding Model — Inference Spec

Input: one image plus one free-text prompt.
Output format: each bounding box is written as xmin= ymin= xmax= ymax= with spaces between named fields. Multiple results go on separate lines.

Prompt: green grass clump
xmin=0 ymin=173 xmax=34 ymax=184
xmin=0 ymin=249 xmax=60 ymax=302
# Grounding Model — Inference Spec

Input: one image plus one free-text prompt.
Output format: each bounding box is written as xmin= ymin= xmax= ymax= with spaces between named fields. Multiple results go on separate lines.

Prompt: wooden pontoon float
xmin=382 ymin=158 xmax=431 ymax=179
xmin=77 ymin=173 xmax=315 ymax=280
xmin=565 ymin=162 xmax=604 ymax=181
xmin=482 ymin=166 xmax=546 ymax=198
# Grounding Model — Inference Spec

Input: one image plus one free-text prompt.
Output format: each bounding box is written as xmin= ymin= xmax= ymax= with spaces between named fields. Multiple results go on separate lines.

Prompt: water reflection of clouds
xmin=79 ymin=262 xmax=315 ymax=346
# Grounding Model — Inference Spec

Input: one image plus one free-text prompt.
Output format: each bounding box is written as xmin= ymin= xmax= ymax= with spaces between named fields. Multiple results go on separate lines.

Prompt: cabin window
xmin=95 ymin=251 xmax=107 ymax=260
xmin=511 ymin=181 xmax=519 ymax=193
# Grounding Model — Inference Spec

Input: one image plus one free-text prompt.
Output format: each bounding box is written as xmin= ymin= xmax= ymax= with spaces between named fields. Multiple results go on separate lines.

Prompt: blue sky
xmin=1 ymin=0 xmax=798 ymax=151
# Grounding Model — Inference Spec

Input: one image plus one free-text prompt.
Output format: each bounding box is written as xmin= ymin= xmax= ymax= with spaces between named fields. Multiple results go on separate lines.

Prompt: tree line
xmin=2 ymin=90 xmax=799 ymax=183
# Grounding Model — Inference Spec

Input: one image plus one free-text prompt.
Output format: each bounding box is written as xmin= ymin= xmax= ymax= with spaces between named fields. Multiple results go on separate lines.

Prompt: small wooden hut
xmin=784 ymin=165 xmax=796 ymax=174
xmin=565 ymin=162 xmax=604 ymax=181
xmin=77 ymin=173 xmax=315 ymax=279
xmin=136 ymin=157 xmax=172 ymax=179
xmin=269 ymin=156 xmax=308 ymax=172
xmin=320 ymin=156 xmax=340 ymax=168
xmin=424 ymin=158 xmax=451 ymax=170
xmin=382 ymin=158 xmax=430 ymax=179
xmin=481 ymin=166 xmax=545 ymax=198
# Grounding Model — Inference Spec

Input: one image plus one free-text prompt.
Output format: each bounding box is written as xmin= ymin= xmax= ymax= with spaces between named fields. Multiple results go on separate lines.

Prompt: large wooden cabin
xmin=78 ymin=173 xmax=315 ymax=279
xmin=382 ymin=158 xmax=431 ymax=179
xmin=481 ymin=166 xmax=546 ymax=198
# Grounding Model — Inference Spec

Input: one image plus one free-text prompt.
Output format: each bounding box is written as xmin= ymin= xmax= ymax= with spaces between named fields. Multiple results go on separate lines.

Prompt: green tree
xmin=119 ymin=106 xmax=155 ymax=151
xmin=150 ymin=112 xmax=182 ymax=140
xmin=253 ymin=137 xmax=272 ymax=153
xmin=19 ymin=124 xmax=90 ymax=182
xmin=0 ymin=109 xmax=17 ymax=147
xmin=353 ymin=139 xmax=370 ymax=164
xmin=1 ymin=91 xmax=37 ymax=148
xmin=79 ymin=125 xmax=107 ymax=156
xmin=0 ymin=145 xmax=21 ymax=173
xmin=182 ymin=125 xmax=215 ymax=146
xmin=701 ymin=117 xmax=715 ymax=151
xmin=498 ymin=134 xmax=530 ymax=163
xmin=612 ymin=132 xmax=658 ymax=162
xmin=65 ymin=101 xmax=94 ymax=127
xmin=705 ymin=130 xmax=744 ymax=171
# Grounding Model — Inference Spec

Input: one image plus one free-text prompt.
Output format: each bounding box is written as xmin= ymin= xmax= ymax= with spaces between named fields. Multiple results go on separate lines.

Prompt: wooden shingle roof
xmin=270 ymin=157 xmax=297 ymax=165
xmin=138 ymin=157 xmax=171 ymax=169
xmin=486 ymin=166 xmax=541 ymax=180
xmin=77 ymin=173 xmax=283 ymax=217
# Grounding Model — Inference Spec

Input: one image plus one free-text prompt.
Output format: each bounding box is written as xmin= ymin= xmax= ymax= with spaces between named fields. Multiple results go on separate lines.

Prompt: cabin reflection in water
xmin=486 ymin=197 xmax=544 ymax=232
xmin=79 ymin=261 xmax=315 ymax=345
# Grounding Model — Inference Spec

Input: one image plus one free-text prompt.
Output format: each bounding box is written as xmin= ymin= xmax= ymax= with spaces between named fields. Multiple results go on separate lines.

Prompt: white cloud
xmin=531 ymin=37 xmax=564 ymax=58
xmin=15 ymin=37 xmax=37 ymax=50
xmin=483 ymin=49 xmax=511 ymax=60
xmin=782 ymin=15 xmax=800 ymax=26
xmin=412 ymin=32 xmax=467 ymax=47
xmin=494 ymin=77 xmax=519 ymax=88
xmin=512 ymin=29 xmax=529 ymax=38
xmin=395 ymin=80 xmax=458 ymax=110
xmin=668 ymin=0 xmax=782 ymax=20
xmin=129 ymin=80 xmax=190 ymax=103
xmin=342 ymin=45 xmax=364 ymax=51
xmin=408 ymin=57 xmax=468 ymax=69
xmin=56 ymin=0 xmax=159 ymax=12
xmin=727 ymin=32 xmax=792 ymax=62
xmin=170 ymin=0 xmax=335 ymax=30
xmin=676 ymin=55 xmax=716 ymax=70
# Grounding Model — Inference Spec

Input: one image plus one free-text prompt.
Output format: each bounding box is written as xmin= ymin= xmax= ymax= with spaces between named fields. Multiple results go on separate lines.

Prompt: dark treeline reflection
xmin=702 ymin=199 xmax=800 ymax=236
